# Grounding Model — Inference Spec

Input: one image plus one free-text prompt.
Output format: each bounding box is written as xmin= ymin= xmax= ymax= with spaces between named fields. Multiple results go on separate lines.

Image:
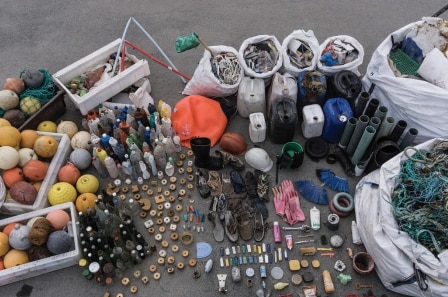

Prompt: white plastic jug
xmin=249 ymin=112 xmax=266 ymax=143
xmin=267 ymin=72 xmax=298 ymax=117
xmin=301 ymin=104 xmax=325 ymax=138
xmin=237 ymin=77 xmax=266 ymax=118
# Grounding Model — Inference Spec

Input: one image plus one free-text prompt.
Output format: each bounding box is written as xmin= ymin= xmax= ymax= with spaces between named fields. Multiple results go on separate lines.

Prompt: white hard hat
xmin=245 ymin=147 xmax=273 ymax=172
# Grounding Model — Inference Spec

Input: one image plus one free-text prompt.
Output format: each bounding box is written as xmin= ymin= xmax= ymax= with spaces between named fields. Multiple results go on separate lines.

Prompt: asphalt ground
xmin=0 ymin=1 xmax=446 ymax=297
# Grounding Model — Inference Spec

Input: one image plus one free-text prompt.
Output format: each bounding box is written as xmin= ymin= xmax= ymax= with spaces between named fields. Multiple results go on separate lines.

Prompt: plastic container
xmin=0 ymin=202 xmax=80 ymax=286
xmin=321 ymin=97 xmax=353 ymax=144
xmin=237 ymin=77 xmax=266 ymax=118
xmin=301 ymin=104 xmax=325 ymax=138
xmin=267 ymin=72 xmax=297 ymax=115
xmin=272 ymin=221 xmax=282 ymax=243
xmin=52 ymin=38 xmax=151 ymax=115
xmin=310 ymin=206 xmax=321 ymax=230
xmin=0 ymin=132 xmax=72 ymax=215
xmin=249 ymin=112 xmax=266 ymax=143
xmin=269 ymin=98 xmax=298 ymax=144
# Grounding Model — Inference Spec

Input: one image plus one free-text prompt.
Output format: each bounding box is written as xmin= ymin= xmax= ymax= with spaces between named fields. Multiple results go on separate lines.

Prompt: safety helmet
xmin=245 ymin=148 xmax=273 ymax=172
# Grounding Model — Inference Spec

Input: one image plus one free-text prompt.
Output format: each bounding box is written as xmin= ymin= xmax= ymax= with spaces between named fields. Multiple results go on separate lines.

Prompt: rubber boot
xmin=190 ymin=137 xmax=224 ymax=170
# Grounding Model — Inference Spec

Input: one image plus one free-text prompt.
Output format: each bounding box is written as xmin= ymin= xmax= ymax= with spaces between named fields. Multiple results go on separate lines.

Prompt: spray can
xmin=310 ymin=206 xmax=321 ymax=230
xmin=272 ymin=222 xmax=282 ymax=243
xmin=322 ymin=270 xmax=335 ymax=293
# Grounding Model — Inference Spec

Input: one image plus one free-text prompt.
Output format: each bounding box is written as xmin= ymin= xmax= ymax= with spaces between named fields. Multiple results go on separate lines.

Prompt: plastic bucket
xmin=281 ymin=142 xmax=304 ymax=169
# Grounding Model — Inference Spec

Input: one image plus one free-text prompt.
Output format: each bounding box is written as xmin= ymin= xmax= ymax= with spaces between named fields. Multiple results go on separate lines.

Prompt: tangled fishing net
xmin=391 ymin=140 xmax=448 ymax=255
xmin=19 ymin=69 xmax=56 ymax=104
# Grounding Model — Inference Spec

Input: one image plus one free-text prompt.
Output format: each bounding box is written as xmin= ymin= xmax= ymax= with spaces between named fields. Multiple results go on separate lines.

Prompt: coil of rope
xmin=391 ymin=141 xmax=448 ymax=255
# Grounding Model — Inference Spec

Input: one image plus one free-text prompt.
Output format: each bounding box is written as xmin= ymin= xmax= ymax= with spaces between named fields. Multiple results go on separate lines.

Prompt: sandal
xmin=237 ymin=211 xmax=254 ymax=241
xmin=215 ymin=150 xmax=245 ymax=171
xmin=256 ymin=171 xmax=270 ymax=202
xmin=230 ymin=170 xmax=246 ymax=194
xmin=224 ymin=210 xmax=239 ymax=243
xmin=253 ymin=211 xmax=266 ymax=242
xmin=208 ymin=211 xmax=224 ymax=242
xmin=208 ymin=171 xmax=222 ymax=197
xmin=222 ymin=172 xmax=238 ymax=200
xmin=196 ymin=169 xmax=210 ymax=198
xmin=245 ymin=171 xmax=258 ymax=199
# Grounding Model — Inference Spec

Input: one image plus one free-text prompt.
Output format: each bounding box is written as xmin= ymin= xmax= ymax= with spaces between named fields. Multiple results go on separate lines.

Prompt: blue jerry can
xmin=322 ymin=97 xmax=353 ymax=143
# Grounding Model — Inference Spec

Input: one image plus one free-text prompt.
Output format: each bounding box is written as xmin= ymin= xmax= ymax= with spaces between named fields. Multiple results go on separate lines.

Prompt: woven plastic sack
xmin=355 ymin=138 xmax=448 ymax=297
xmin=362 ymin=17 xmax=448 ymax=144
xmin=281 ymin=29 xmax=320 ymax=77
xmin=317 ymin=35 xmax=364 ymax=75
xmin=238 ymin=35 xmax=283 ymax=83
xmin=182 ymin=45 xmax=243 ymax=97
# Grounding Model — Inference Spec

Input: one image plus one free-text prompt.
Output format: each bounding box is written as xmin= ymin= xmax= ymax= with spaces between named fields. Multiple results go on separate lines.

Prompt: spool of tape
xmin=327 ymin=214 xmax=340 ymax=231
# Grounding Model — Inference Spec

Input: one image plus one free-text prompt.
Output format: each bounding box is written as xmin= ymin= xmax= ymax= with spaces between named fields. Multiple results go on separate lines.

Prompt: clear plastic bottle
xmin=147 ymin=153 xmax=157 ymax=176
xmin=163 ymin=136 xmax=177 ymax=161
xmin=99 ymin=112 xmax=112 ymax=135
xmin=149 ymin=128 xmax=157 ymax=148
xmin=153 ymin=139 xmax=167 ymax=169
xmin=137 ymin=121 xmax=146 ymax=143
xmin=122 ymin=154 xmax=137 ymax=181
xmin=104 ymin=156 xmax=119 ymax=179
xmin=172 ymin=135 xmax=182 ymax=153
xmin=161 ymin=117 xmax=173 ymax=137
xmin=88 ymin=118 xmax=101 ymax=136
xmin=139 ymin=161 xmax=150 ymax=179
xmin=92 ymin=156 xmax=109 ymax=178
xmin=165 ymin=157 xmax=174 ymax=176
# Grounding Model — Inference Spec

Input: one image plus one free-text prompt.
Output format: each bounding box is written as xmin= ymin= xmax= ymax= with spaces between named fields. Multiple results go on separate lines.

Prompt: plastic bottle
xmin=122 ymin=154 xmax=137 ymax=181
xmin=129 ymin=149 xmax=143 ymax=177
xmin=272 ymin=221 xmax=282 ymax=243
xmin=92 ymin=157 xmax=109 ymax=178
xmin=101 ymin=133 xmax=113 ymax=152
xmin=149 ymin=128 xmax=157 ymax=148
xmin=351 ymin=221 xmax=362 ymax=245
xmin=310 ymin=206 xmax=321 ymax=230
xmin=163 ymin=136 xmax=177 ymax=160
xmin=99 ymin=112 xmax=112 ymax=135
xmin=139 ymin=161 xmax=150 ymax=179
xmin=161 ymin=117 xmax=173 ymax=137
xmin=147 ymin=153 xmax=157 ymax=176
xmin=137 ymin=121 xmax=146 ymax=143
xmin=95 ymin=148 xmax=108 ymax=165
xmin=165 ymin=157 xmax=174 ymax=176
xmin=104 ymin=156 xmax=119 ymax=179
xmin=153 ymin=139 xmax=167 ymax=169
xmin=144 ymin=127 xmax=151 ymax=145
xmin=127 ymin=133 xmax=143 ymax=150
xmin=88 ymin=118 xmax=101 ymax=136
xmin=172 ymin=135 xmax=182 ymax=153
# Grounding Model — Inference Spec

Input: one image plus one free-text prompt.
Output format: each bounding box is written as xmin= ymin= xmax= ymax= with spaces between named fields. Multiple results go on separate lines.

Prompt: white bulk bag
xmin=355 ymin=138 xmax=448 ymax=297
xmin=281 ymin=29 xmax=320 ymax=77
xmin=362 ymin=17 xmax=448 ymax=143
xmin=317 ymin=35 xmax=364 ymax=75
xmin=182 ymin=45 xmax=243 ymax=97
xmin=238 ymin=35 xmax=283 ymax=83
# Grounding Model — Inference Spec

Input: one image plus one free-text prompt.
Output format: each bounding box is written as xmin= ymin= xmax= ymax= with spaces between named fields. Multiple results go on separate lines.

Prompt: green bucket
xmin=280 ymin=142 xmax=304 ymax=169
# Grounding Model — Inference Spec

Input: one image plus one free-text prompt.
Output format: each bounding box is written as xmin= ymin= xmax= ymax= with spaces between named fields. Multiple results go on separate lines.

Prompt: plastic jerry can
xmin=301 ymin=104 xmax=325 ymax=138
xmin=267 ymin=72 xmax=297 ymax=118
xmin=269 ymin=98 xmax=298 ymax=144
xmin=321 ymin=97 xmax=353 ymax=143
xmin=237 ymin=77 xmax=266 ymax=118
xmin=249 ymin=112 xmax=266 ymax=143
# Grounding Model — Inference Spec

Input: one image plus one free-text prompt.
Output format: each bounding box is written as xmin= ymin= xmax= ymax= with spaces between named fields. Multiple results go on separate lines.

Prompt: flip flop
xmin=238 ymin=211 xmax=254 ymax=241
xmin=253 ymin=211 xmax=266 ymax=242
xmin=230 ymin=170 xmax=246 ymax=194
xmin=196 ymin=168 xmax=210 ymax=198
xmin=208 ymin=211 xmax=224 ymax=242
xmin=224 ymin=210 xmax=239 ymax=243
xmin=208 ymin=171 xmax=222 ymax=197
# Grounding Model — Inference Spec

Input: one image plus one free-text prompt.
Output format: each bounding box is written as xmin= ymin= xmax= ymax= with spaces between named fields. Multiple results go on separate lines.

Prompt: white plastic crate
xmin=0 ymin=202 xmax=80 ymax=286
xmin=52 ymin=38 xmax=151 ymax=115
xmin=0 ymin=132 xmax=72 ymax=215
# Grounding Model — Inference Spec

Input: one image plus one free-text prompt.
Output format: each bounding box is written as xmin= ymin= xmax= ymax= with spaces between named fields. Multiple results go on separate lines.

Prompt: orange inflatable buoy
xmin=171 ymin=95 xmax=228 ymax=148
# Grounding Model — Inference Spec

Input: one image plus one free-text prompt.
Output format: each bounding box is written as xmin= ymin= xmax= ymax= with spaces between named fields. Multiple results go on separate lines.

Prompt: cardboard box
xmin=52 ymin=38 xmax=150 ymax=115
xmin=0 ymin=202 xmax=80 ymax=286
xmin=0 ymin=132 xmax=72 ymax=215
xmin=19 ymin=87 xmax=66 ymax=131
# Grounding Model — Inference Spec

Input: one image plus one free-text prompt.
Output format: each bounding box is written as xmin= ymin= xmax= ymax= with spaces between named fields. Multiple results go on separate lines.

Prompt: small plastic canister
xmin=249 ymin=112 xmax=266 ymax=143
xmin=301 ymin=104 xmax=324 ymax=138
xmin=237 ymin=77 xmax=266 ymax=118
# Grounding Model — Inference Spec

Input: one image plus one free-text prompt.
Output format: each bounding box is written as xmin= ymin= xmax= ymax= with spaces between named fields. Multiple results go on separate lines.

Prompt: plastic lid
xmin=246 ymin=268 xmax=255 ymax=277
xmin=196 ymin=242 xmax=213 ymax=259
xmin=273 ymin=221 xmax=279 ymax=226
xmin=271 ymin=266 xmax=284 ymax=280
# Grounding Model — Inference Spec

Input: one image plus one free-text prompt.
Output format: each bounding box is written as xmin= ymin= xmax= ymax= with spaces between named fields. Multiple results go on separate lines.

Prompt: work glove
xmin=285 ymin=190 xmax=306 ymax=225
xmin=281 ymin=179 xmax=296 ymax=196
xmin=272 ymin=186 xmax=287 ymax=220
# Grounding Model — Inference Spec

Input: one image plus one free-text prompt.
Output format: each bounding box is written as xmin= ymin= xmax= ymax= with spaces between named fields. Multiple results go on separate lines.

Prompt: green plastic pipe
xmin=338 ymin=117 xmax=358 ymax=149
xmin=351 ymin=125 xmax=376 ymax=166
xmin=373 ymin=106 xmax=388 ymax=122
xmin=346 ymin=115 xmax=369 ymax=156
xmin=369 ymin=116 xmax=381 ymax=131
xmin=373 ymin=116 xmax=395 ymax=144
xmin=399 ymin=128 xmax=419 ymax=150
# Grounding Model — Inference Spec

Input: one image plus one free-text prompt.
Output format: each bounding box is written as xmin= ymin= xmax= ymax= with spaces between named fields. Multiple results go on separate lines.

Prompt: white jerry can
xmin=237 ymin=77 xmax=266 ymax=118
xmin=249 ymin=112 xmax=267 ymax=143
xmin=301 ymin=104 xmax=325 ymax=138
xmin=267 ymin=72 xmax=298 ymax=117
